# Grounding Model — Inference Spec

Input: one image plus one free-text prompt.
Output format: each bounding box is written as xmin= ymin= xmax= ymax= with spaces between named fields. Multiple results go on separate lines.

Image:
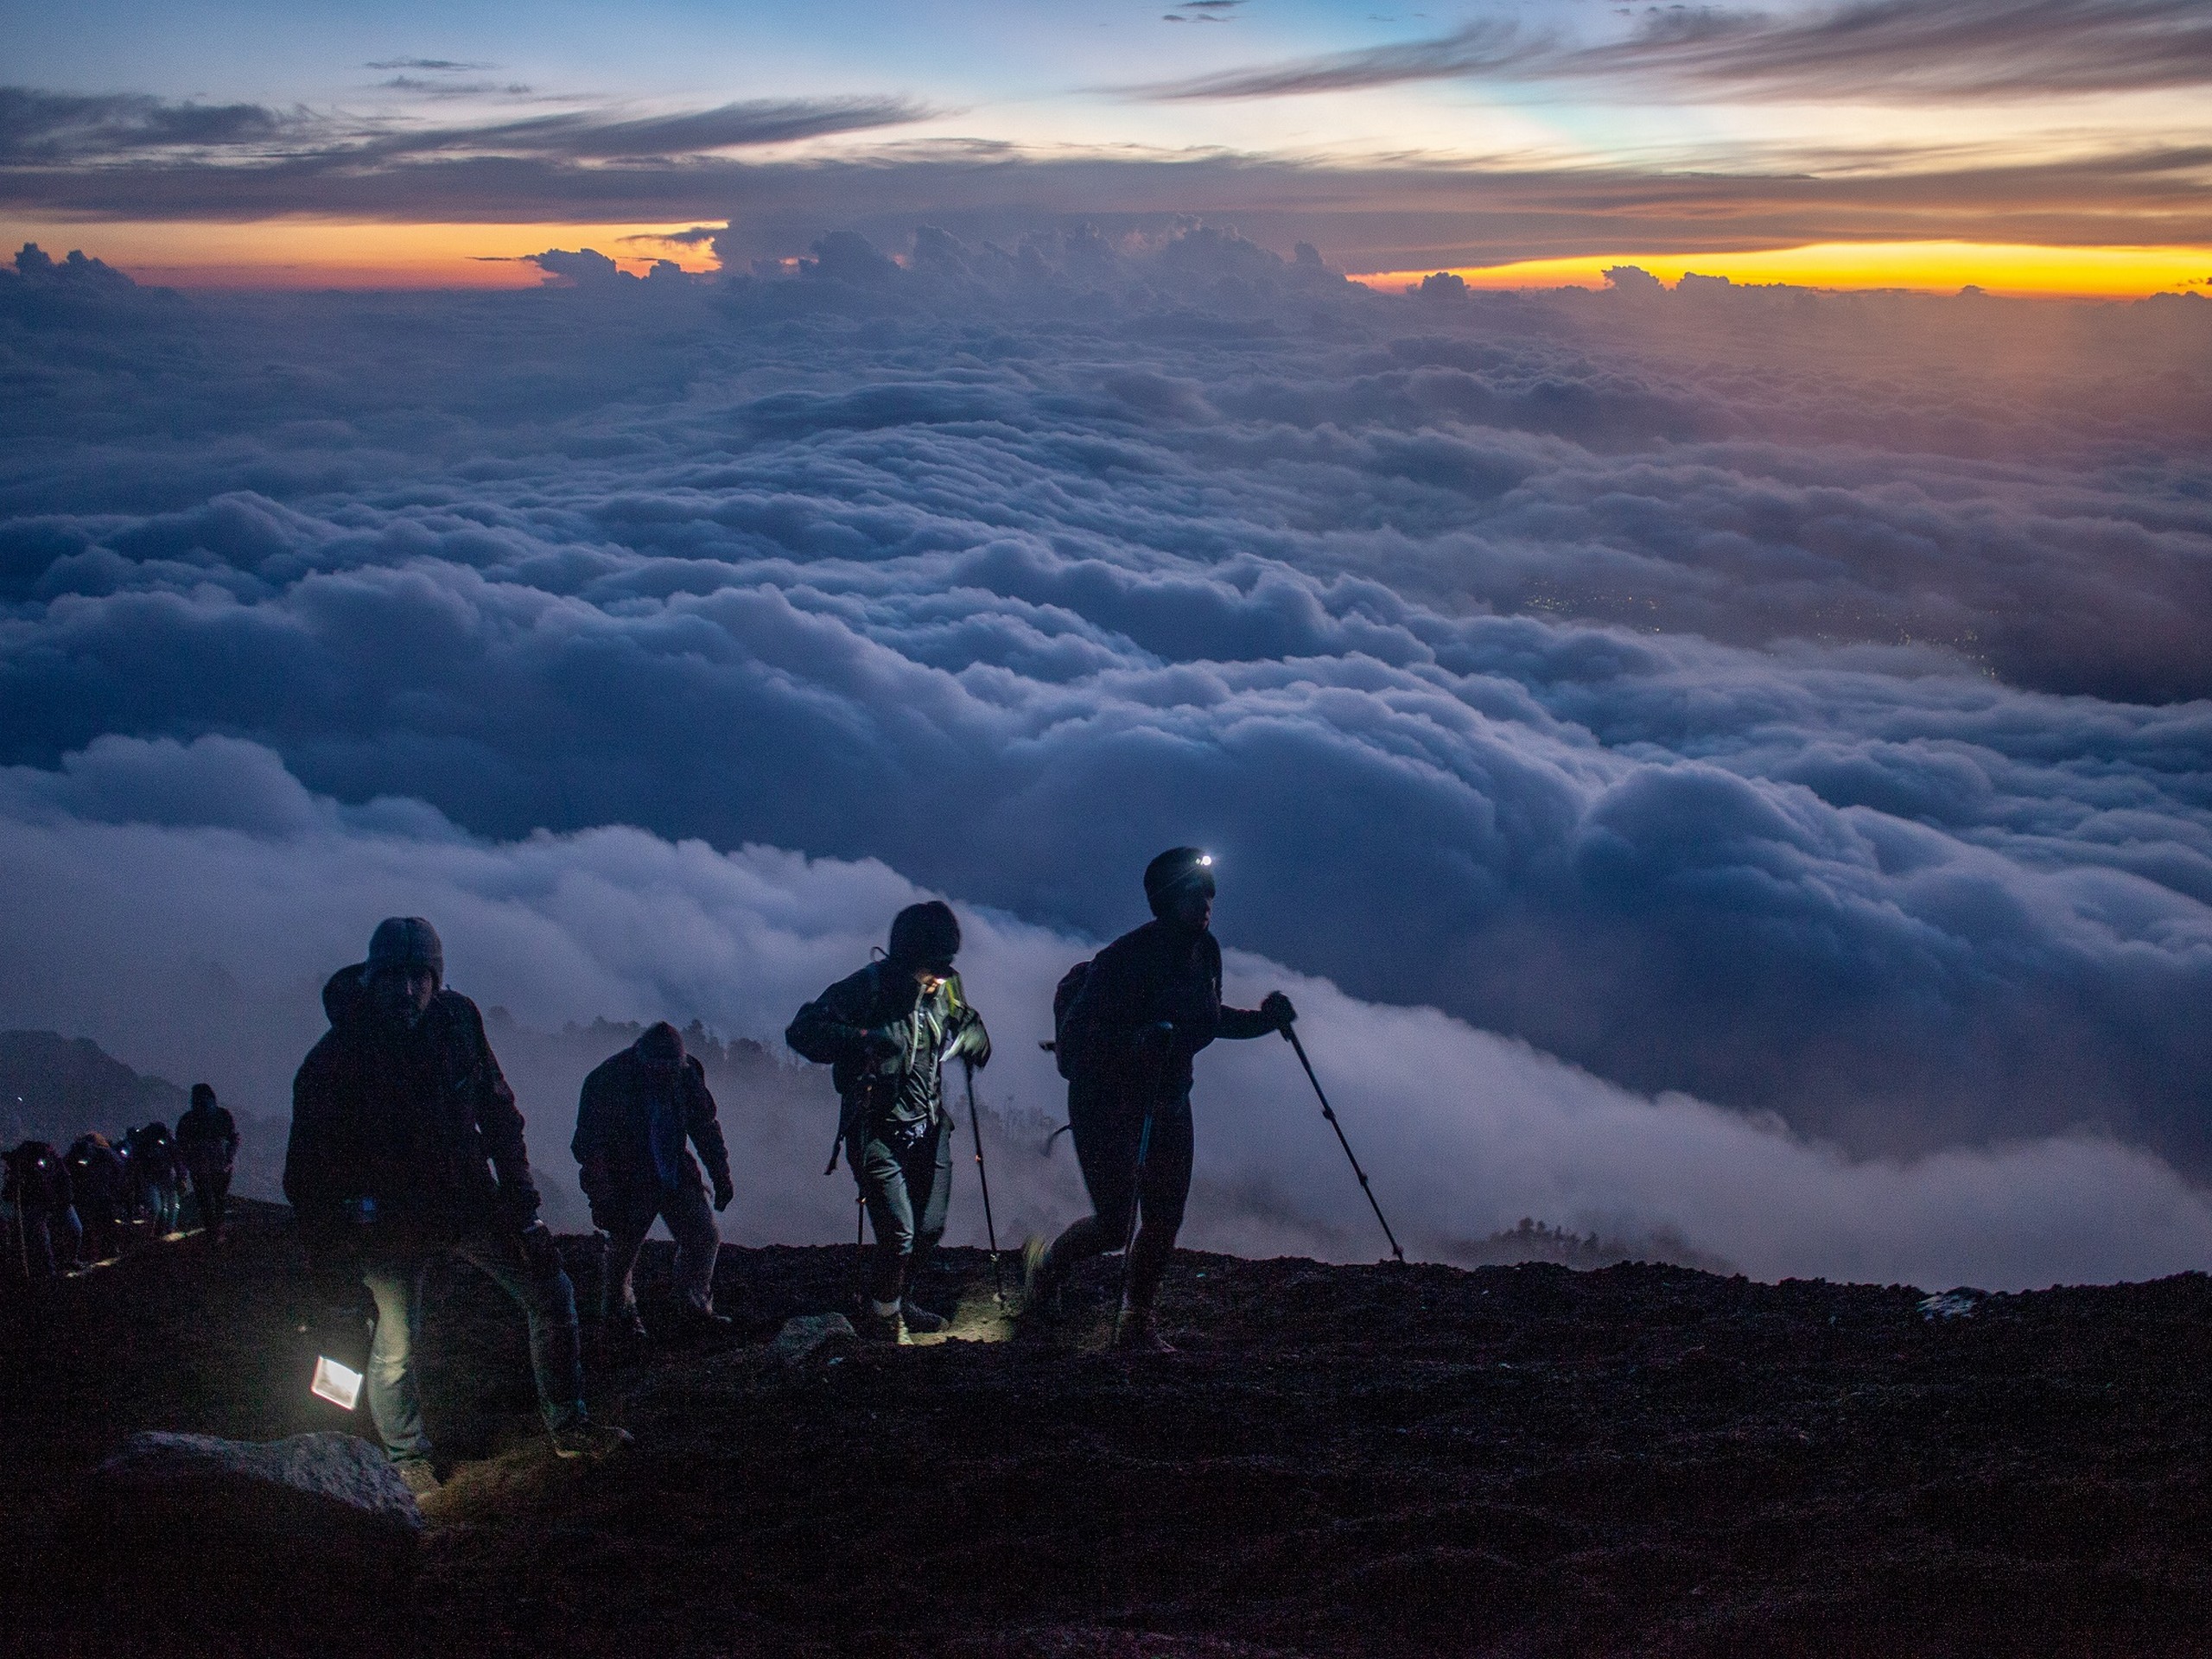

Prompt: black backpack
xmin=1048 ymin=959 xmax=1093 ymax=1081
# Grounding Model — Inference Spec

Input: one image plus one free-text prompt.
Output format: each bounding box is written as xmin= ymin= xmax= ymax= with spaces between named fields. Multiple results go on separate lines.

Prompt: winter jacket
xmin=285 ymin=963 xmax=536 ymax=1245
xmin=571 ymin=1040 xmax=731 ymax=1211
xmin=127 ymin=1124 xmax=179 ymax=1198
xmin=3 ymin=1141 xmax=73 ymax=1212
xmin=1058 ymin=919 xmax=1272 ymax=1100
xmin=175 ymin=1102 xmax=240 ymax=1179
xmin=65 ymin=1135 xmax=125 ymax=1211
xmin=786 ymin=963 xmax=990 ymax=1134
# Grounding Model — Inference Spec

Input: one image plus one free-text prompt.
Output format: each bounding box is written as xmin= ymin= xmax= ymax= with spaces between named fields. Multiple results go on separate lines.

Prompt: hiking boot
xmin=857 ymin=1303 xmax=912 ymax=1345
xmin=393 ymin=1457 xmax=442 ymax=1497
xmin=675 ymin=1304 xmax=736 ymax=1344
xmin=550 ymin=1421 xmax=633 ymax=1460
xmin=899 ymin=1300 xmax=949 ymax=1335
xmin=1113 ymin=1305 xmax=1176 ymax=1355
xmin=607 ymin=1307 xmax=650 ymax=1346
xmin=1018 ymin=1236 xmax=1062 ymax=1321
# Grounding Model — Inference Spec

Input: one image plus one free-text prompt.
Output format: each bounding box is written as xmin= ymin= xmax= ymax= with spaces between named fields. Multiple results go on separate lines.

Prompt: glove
xmin=496 ymin=1179 xmax=542 ymax=1231
xmin=712 ymin=1171 xmax=734 ymax=1213
xmin=861 ymin=1027 xmax=902 ymax=1063
xmin=1262 ymin=990 xmax=1297 ymax=1031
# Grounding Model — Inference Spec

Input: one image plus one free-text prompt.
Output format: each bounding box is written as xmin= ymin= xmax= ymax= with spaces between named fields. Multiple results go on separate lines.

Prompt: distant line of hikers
xmin=3 ymin=1086 xmax=241 ymax=1275
xmin=257 ymin=843 xmax=1293 ymax=1491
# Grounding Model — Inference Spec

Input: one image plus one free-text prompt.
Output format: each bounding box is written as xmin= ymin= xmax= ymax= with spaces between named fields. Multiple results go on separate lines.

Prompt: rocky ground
xmin=5 ymin=1202 xmax=2212 ymax=1657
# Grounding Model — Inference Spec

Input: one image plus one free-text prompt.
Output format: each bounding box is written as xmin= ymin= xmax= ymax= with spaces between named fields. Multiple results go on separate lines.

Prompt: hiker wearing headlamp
xmin=787 ymin=900 xmax=992 ymax=1344
xmin=1021 ymin=848 xmax=1294 ymax=1353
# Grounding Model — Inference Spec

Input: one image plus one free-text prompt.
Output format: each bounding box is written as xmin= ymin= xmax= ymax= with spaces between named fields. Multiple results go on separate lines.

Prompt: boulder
xmin=767 ymin=1312 xmax=857 ymax=1366
xmin=96 ymin=1429 xmax=423 ymax=1546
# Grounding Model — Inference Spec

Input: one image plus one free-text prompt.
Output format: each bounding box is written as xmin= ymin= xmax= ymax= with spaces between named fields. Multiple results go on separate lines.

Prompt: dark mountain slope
xmin=4 ymin=1209 xmax=2212 ymax=1656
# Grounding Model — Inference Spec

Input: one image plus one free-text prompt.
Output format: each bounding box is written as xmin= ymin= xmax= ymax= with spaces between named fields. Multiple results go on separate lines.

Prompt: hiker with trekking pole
xmin=1018 ymin=847 xmax=1298 ymax=1354
xmin=786 ymin=901 xmax=992 ymax=1344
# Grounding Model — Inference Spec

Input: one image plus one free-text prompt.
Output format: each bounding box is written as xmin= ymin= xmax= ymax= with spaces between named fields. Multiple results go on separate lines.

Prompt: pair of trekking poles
xmin=830 ymin=1057 xmax=1009 ymax=1306
xmin=831 ymin=1020 xmax=1405 ymax=1319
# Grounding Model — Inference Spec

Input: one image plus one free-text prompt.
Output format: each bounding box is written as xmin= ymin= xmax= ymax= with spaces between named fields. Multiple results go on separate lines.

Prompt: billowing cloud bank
xmin=2 ymin=232 xmax=2209 ymax=1283
xmin=4 ymin=733 xmax=2209 ymax=1293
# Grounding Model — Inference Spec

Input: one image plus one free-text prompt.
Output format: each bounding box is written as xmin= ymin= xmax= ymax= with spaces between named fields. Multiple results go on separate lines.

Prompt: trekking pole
xmin=854 ymin=1188 xmax=868 ymax=1308
xmin=962 ymin=1060 xmax=1006 ymax=1305
xmin=1115 ymin=1108 xmax=1156 ymax=1315
xmin=1281 ymin=1026 xmax=1405 ymax=1265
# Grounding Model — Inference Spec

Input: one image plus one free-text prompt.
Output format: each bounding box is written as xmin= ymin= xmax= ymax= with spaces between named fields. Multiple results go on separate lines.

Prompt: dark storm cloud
xmin=0 ymin=229 xmax=2207 ymax=1262
xmin=1128 ymin=0 xmax=2212 ymax=104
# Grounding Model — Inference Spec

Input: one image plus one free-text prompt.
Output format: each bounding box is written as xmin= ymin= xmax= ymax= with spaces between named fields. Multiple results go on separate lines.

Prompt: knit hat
xmin=366 ymin=916 xmax=444 ymax=984
xmin=887 ymin=900 xmax=961 ymax=972
xmin=1142 ymin=847 xmax=1216 ymax=918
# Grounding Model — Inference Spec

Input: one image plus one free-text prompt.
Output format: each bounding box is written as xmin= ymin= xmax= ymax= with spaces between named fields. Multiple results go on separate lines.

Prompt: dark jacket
xmin=284 ymin=963 xmax=535 ymax=1243
xmin=1058 ymin=919 xmax=1272 ymax=1100
xmin=126 ymin=1123 xmax=178 ymax=1198
xmin=175 ymin=1103 xmax=240 ymax=1178
xmin=787 ymin=963 xmax=990 ymax=1133
xmin=65 ymin=1135 xmax=125 ymax=1211
xmin=571 ymin=1041 xmax=731 ymax=1211
xmin=4 ymin=1141 xmax=73 ymax=1212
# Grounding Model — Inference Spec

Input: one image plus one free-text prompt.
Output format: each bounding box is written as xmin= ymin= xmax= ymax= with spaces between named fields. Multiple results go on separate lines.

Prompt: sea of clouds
xmin=2 ymin=232 xmax=2208 ymax=1289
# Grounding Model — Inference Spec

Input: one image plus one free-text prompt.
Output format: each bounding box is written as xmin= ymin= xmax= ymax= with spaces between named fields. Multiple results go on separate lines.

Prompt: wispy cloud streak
xmin=1128 ymin=0 xmax=2212 ymax=105
xmin=0 ymin=85 xmax=933 ymax=172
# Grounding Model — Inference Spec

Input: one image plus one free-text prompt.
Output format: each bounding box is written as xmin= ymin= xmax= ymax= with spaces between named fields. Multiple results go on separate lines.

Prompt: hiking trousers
xmin=360 ymin=1225 xmax=585 ymax=1462
xmin=1046 ymin=1084 xmax=1194 ymax=1310
xmin=849 ymin=1115 xmax=952 ymax=1306
xmin=601 ymin=1179 xmax=721 ymax=1317
xmin=190 ymin=1168 xmax=232 ymax=1238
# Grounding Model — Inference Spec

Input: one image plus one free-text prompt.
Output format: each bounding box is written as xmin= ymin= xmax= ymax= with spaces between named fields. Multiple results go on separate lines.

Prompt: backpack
xmin=1048 ymin=959 xmax=1093 ymax=1081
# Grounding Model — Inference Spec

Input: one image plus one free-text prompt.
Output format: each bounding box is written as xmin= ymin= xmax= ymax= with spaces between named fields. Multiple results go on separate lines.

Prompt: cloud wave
xmin=2 ymin=229 xmax=2207 ymax=1192
xmin=3 ymin=733 xmax=2206 ymax=1293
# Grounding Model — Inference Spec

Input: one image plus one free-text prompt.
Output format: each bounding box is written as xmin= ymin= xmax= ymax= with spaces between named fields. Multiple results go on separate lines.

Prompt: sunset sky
xmin=4 ymin=0 xmax=2210 ymax=293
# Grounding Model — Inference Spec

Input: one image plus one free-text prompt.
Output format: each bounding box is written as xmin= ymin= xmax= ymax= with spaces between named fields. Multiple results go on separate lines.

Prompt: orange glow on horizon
xmin=1351 ymin=242 xmax=2212 ymax=302
xmin=9 ymin=223 xmax=2210 ymax=302
xmin=2 ymin=219 xmax=723 ymax=289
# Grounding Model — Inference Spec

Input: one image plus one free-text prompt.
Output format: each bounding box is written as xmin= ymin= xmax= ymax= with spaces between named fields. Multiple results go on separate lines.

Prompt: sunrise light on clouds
xmin=3 ymin=0 xmax=2209 ymax=292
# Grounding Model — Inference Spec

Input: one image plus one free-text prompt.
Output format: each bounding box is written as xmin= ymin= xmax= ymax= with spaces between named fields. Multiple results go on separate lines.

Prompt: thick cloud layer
xmin=3 ymin=734 xmax=2207 ymax=1293
xmin=2 ymin=229 xmax=2209 ymax=1252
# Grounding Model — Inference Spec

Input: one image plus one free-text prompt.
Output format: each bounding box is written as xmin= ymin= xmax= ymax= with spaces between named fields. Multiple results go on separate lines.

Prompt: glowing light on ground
xmin=1351 ymin=243 xmax=2212 ymax=301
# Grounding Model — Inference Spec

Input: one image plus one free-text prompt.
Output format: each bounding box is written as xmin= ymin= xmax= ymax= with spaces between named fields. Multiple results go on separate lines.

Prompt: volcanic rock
xmin=766 ymin=1310 xmax=858 ymax=1365
xmin=96 ymin=1429 xmax=424 ymax=1544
